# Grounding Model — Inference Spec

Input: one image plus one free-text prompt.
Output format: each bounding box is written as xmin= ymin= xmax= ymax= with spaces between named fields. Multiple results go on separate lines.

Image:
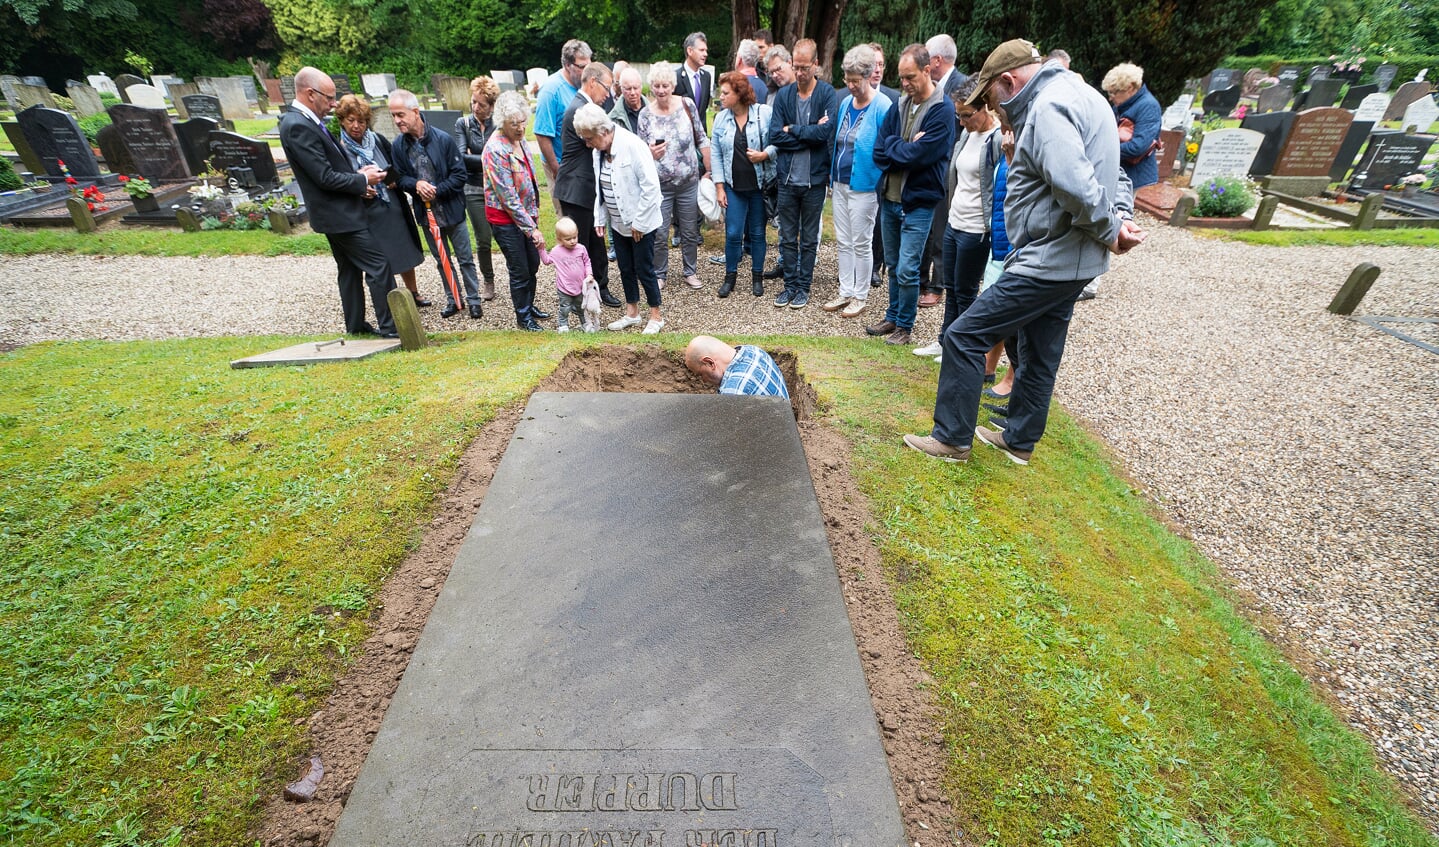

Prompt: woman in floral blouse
xmin=638 ymin=62 xmax=712 ymax=290
xmin=482 ymin=90 xmax=549 ymax=331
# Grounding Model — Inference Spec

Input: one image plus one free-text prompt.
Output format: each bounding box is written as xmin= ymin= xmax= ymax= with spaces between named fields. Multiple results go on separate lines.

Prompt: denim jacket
xmin=710 ymin=105 xmax=777 ymax=190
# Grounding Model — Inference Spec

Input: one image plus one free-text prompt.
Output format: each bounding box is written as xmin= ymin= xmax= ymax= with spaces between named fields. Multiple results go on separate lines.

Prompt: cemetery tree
xmin=196 ymin=0 xmax=277 ymax=59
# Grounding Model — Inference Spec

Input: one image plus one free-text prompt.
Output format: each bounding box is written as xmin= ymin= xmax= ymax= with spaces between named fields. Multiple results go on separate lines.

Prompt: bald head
xmin=294 ymin=66 xmax=337 ymax=117
xmin=684 ymin=335 xmax=737 ymax=385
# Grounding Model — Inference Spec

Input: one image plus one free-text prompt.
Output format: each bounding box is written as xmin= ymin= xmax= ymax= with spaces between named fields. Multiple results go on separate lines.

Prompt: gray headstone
xmin=199 ymin=77 xmax=251 ymax=120
xmin=1161 ymin=94 xmax=1194 ymax=130
xmin=20 ymin=75 xmax=46 ymax=87
xmin=1328 ymin=121 xmax=1375 ymax=182
xmin=1349 ymin=131 xmax=1435 ymax=191
xmin=1353 ymin=92 xmax=1391 ymax=123
xmin=327 ymin=392 xmax=907 ymax=847
xmin=87 ymin=74 xmax=120 ymax=97
xmin=1191 ymin=127 xmax=1265 ymax=182
xmin=66 ymin=82 xmax=106 ymax=117
xmin=436 ymin=76 xmax=471 ymax=111
xmin=107 ymin=103 xmax=191 ymax=181
xmin=280 ymin=75 xmax=297 ymax=103
xmin=1206 ymin=68 xmax=1237 ymax=93
xmin=1 ymin=120 xmax=46 ymax=175
xmin=150 ymin=75 xmax=182 ymax=98
xmin=1239 ymin=111 xmax=1295 ymax=176
xmin=333 ymin=74 xmax=352 ymax=97
xmin=14 ymin=83 xmax=56 ymax=110
xmin=1307 ymin=65 xmax=1330 ymax=85
xmin=125 ymin=83 xmax=167 ymax=110
xmin=174 ymin=116 xmax=221 ymax=174
xmin=1201 ymin=85 xmax=1241 ymax=116
xmin=16 ymin=105 xmax=100 ymax=177
xmin=1401 ymin=94 xmax=1438 ymax=132
xmin=95 ymin=123 xmax=138 ymax=176
xmin=1373 ymin=63 xmax=1398 ymax=93
xmin=0 ymin=75 xmax=21 ymax=111
xmin=114 ymin=74 xmax=146 ymax=102
xmin=1382 ymin=81 xmax=1432 ymax=122
xmin=1304 ymin=77 xmax=1345 ymax=108
xmin=1272 ymin=107 xmax=1353 ymax=177
xmin=362 ymin=73 xmax=396 ymax=98
xmin=1340 ymin=83 xmax=1378 ymax=109
xmin=182 ymin=93 xmax=224 ymax=124
xmin=1276 ymin=66 xmax=1302 ymax=88
xmin=369 ymin=106 xmax=398 ymax=140
xmin=207 ymin=130 xmax=278 ymax=189
xmin=1255 ymin=84 xmax=1292 ymax=114
xmin=230 ymin=75 xmax=260 ymax=105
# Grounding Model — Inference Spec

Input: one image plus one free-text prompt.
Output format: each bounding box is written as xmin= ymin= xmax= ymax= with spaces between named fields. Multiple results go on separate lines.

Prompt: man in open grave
xmin=684 ymin=335 xmax=790 ymax=398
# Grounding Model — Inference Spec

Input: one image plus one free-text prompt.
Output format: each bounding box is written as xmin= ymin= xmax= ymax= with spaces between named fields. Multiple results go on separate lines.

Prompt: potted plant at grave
xmin=118 ymin=174 xmax=159 ymax=213
xmin=1392 ymin=173 xmax=1425 ymax=197
xmin=188 ymin=180 xmax=226 ymax=217
xmin=1194 ymin=174 xmax=1257 ymax=218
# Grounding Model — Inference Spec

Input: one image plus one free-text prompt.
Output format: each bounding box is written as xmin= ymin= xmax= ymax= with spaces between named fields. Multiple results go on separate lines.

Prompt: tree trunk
xmin=807 ymin=0 xmax=848 ymax=79
xmin=731 ymin=0 xmax=761 ymax=64
xmin=780 ymin=0 xmax=810 ymax=46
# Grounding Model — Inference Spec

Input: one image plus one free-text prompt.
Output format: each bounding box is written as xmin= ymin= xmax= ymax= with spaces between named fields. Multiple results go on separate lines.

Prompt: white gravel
xmin=1 ymin=222 xmax=1436 ymax=827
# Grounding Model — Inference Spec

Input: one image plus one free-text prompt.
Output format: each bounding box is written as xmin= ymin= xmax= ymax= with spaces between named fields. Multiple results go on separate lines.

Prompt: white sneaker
xmin=557 ymin=325 xmax=570 ymax=333
xmin=840 ymin=299 xmax=866 ymax=318
xmin=608 ymin=314 xmax=643 ymax=331
xmin=933 ymin=354 xmax=943 ymax=363
xmin=912 ymin=341 xmax=942 ymax=357
xmin=641 ymin=318 xmax=665 ymax=335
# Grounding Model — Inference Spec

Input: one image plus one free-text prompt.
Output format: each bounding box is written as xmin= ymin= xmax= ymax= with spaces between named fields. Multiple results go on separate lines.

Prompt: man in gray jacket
xmin=904 ymin=39 xmax=1145 ymax=466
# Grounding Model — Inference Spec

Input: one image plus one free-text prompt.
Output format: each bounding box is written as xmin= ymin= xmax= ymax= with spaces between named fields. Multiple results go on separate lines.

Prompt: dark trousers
xmin=871 ymin=193 xmax=885 ymax=283
xmin=776 ymin=183 xmax=826 ymax=293
xmin=940 ymin=227 xmax=991 ymax=334
xmin=932 ymin=271 xmax=1091 ymax=452
xmin=463 ymin=191 xmax=496 ymax=283
xmin=326 ymin=228 xmax=395 ymax=335
xmin=492 ymin=222 xmax=540 ymax=324
xmin=918 ymin=197 xmax=946 ymax=294
xmin=561 ymin=200 xmax=611 ymax=295
xmin=611 ymin=228 xmax=661 ymax=307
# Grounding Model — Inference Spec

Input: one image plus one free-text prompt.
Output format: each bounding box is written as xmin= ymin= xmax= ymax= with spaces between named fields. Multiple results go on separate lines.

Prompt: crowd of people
xmin=280 ymin=30 xmax=1157 ymax=462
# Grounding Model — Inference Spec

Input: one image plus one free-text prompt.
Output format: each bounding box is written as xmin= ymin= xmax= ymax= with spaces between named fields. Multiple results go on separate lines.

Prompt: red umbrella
xmin=424 ymin=200 xmax=462 ymax=310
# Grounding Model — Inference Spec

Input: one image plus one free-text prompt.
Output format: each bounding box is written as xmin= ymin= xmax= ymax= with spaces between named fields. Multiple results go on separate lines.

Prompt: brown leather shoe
xmin=918 ymin=291 xmax=942 ymax=308
xmin=885 ymin=328 xmax=912 ymax=345
xmin=865 ymin=319 xmax=897 ymax=336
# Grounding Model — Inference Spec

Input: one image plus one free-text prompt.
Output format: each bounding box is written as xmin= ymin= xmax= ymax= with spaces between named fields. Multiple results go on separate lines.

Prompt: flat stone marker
xmin=229 ymin=338 xmax=399 ymax=368
xmin=330 ymin=392 xmax=907 ymax=847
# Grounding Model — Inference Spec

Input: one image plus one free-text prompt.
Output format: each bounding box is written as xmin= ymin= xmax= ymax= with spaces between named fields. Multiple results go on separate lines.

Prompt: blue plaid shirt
xmin=719 ymin=346 xmax=790 ymax=398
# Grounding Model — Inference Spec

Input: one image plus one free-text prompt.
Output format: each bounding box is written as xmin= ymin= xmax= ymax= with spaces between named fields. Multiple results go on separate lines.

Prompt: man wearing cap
xmin=904 ymin=39 xmax=1144 ymax=466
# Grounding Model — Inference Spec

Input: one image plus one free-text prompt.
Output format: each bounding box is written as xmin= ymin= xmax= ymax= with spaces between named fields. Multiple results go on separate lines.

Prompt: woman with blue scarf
xmin=333 ymin=95 xmax=429 ymax=306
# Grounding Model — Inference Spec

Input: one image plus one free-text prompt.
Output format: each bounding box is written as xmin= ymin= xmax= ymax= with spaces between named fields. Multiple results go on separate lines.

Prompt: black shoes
xmin=751 ymin=273 xmax=764 ymax=297
xmin=718 ymin=272 xmax=736 ymax=298
xmin=414 ymin=296 xmax=433 ymax=307
xmin=530 ymin=308 xmax=551 ymax=320
xmin=600 ymin=291 xmax=623 ymax=308
xmin=763 ymin=264 xmax=783 ymax=279
xmin=788 ymin=291 xmax=809 ymax=309
xmin=441 ymin=304 xmax=460 ymax=318
xmin=468 ymin=303 xmax=483 ymax=319
xmin=518 ymin=320 xmax=543 ymax=332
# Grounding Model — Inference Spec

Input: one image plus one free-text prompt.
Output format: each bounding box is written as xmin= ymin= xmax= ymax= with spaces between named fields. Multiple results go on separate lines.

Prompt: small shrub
xmin=77 ymin=112 xmax=112 ymax=145
xmin=99 ymin=92 xmax=121 ymax=107
xmin=0 ymin=157 xmax=22 ymax=191
xmin=1195 ymin=175 xmax=1257 ymax=217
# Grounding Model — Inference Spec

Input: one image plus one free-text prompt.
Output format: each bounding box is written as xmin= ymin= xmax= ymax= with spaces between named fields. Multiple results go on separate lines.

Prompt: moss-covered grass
xmin=1210 ymin=227 xmax=1439 ymax=247
xmin=0 ymin=335 xmax=1431 ymax=847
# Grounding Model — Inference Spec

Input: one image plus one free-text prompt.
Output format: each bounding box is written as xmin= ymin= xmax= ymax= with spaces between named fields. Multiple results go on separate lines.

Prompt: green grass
xmin=1211 ymin=227 xmax=1439 ymax=247
xmin=0 ymin=335 xmax=1432 ymax=847
xmin=0 ymin=227 xmax=331 ymax=256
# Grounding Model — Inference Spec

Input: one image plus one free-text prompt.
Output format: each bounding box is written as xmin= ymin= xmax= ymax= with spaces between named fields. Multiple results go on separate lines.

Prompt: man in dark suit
xmin=675 ymin=32 xmax=712 ymax=131
xmin=555 ymin=63 xmax=621 ymax=307
xmin=279 ymin=66 xmax=396 ymax=337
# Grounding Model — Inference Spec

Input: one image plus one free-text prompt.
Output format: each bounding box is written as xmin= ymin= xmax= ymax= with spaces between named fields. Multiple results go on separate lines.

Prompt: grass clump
xmin=0 ymin=227 xmax=331 ymax=257
xmin=1214 ymin=227 xmax=1439 ymax=247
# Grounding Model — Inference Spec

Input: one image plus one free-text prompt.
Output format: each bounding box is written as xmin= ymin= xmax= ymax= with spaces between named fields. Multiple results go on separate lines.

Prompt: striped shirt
xmin=719 ymin=346 xmax=790 ymax=398
xmin=598 ymin=155 xmax=629 ymax=236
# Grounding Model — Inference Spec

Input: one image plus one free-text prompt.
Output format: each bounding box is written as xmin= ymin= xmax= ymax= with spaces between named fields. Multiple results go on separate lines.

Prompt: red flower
xmin=65 ymin=176 xmax=78 ymax=185
xmin=117 ymin=175 xmax=130 ymax=183
xmin=87 ymin=202 xmax=95 ymax=211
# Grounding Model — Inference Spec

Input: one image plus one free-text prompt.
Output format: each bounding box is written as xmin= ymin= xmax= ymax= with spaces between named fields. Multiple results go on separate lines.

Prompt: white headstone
xmin=1402 ymin=94 xmax=1439 ymax=132
xmin=527 ymin=68 xmax=549 ymax=91
xmin=87 ymin=74 xmax=120 ymax=97
xmin=1353 ymin=92 xmax=1391 ymax=123
xmin=1191 ymin=128 xmax=1265 ymax=182
xmin=150 ymin=75 xmax=182 ymax=98
xmin=1162 ymin=94 xmax=1194 ymax=131
xmin=126 ymin=83 xmax=167 ymax=109
xmin=362 ymin=73 xmax=396 ymax=98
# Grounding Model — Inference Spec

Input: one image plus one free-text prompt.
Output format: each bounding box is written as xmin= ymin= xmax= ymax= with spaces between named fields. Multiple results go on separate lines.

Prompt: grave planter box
xmin=131 ymin=194 xmax=159 ymax=213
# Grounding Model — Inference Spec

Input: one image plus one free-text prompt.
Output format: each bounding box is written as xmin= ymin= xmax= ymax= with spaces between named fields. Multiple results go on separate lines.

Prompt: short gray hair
xmin=684 ymin=32 xmax=707 ymax=51
xmin=493 ymin=90 xmax=530 ymax=128
xmin=736 ymin=39 xmax=760 ymax=69
xmin=561 ymin=39 xmax=593 ymax=67
xmin=648 ymin=61 xmax=675 ymax=90
xmin=765 ymin=44 xmax=791 ymax=68
xmin=387 ymin=88 xmax=420 ymax=110
xmin=925 ymin=34 xmax=956 ymax=64
xmin=573 ymin=102 xmax=614 ymax=137
xmin=841 ymin=44 xmax=877 ymax=79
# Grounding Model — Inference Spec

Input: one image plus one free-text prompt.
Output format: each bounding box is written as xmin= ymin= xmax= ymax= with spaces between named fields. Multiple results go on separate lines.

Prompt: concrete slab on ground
xmin=329 ymin=391 xmax=906 ymax=847
xmin=228 ymin=337 xmax=398 ymax=368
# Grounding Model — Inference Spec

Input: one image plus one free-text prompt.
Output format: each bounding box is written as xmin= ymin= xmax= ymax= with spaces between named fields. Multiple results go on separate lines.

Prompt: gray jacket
xmin=943 ymin=127 xmax=1004 ymax=234
xmin=1000 ymin=61 xmax=1133 ymax=281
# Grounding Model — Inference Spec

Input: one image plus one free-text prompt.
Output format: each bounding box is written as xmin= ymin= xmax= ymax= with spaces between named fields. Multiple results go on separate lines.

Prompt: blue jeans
xmin=777 ymin=183 xmax=825 ymax=293
xmin=421 ymin=217 xmax=481 ymax=308
xmin=492 ymin=221 xmax=539 ymax=324
xmin=932 ymin=271 xmax=1091 ymax=452
xmin=880 ymin=199 xmax=934 ymax=330
xmin=724 ymin=188 xmax=766 ymax=274
xmin=612 ymin=228 xmax=661 ymax=308
xmin=940 ymin=227 xmax=991 ymax=334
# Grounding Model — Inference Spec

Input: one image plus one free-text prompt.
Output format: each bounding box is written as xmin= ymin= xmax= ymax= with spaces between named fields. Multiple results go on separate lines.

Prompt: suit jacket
xmin=555 ymin=91 xmax=600 ymax=208
xmin=941 ymin=68 xmax=968 ymax=102
xmin=675 ymin=64 xmax=712 ymax=130
xmin=279 ymin=109 xmax=368 ymax=235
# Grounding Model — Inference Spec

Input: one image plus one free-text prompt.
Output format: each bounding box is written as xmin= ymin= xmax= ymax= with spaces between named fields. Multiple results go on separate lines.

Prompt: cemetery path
xmin=3 ymin=224 xmax=1436 ymax=827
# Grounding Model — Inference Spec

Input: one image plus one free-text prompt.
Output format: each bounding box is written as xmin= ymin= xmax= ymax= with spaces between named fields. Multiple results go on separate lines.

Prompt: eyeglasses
xmin=793 ymin=64 xmax=814 ymax=72
xmin=309 ymin=87 xmax=336 ymax=103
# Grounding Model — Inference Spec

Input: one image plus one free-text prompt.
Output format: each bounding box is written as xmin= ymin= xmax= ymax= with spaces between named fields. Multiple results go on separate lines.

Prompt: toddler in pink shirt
xmin=538 ymin=217 xmax=596 ymax=333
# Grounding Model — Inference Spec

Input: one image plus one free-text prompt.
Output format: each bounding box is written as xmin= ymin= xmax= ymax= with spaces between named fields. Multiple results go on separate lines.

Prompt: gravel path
xmin=2 ymin=223 xmax=1436 ymax=825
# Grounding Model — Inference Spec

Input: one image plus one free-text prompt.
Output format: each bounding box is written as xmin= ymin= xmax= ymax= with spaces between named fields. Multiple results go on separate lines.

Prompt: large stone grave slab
xmin=362 ymin=72 xmax=397 ymax=98
xmin=1340 ymin=83 xmax=1378 ymax=109
xmin=125 ymin=83 xmax=167 ymax=110
xmin=174 ymin=116 xmax=221 ymax=174
xmin=1239 ymin=111 xmax=1295 ymax=176
xmin=182 ymin=93 xmax=225 ymax=124
xmin=280 ymin=75 xmax=297 ymax=104
xmin=1304 ymin=77 xmax=1345 ymax=108
xmin=67 ymin=82 xmax=106 ymax=117
xmin=263 ymin=78 xmax=283 ymax=105
xmin=328 ymin=392 xmax=907 ymax=847
xmin=1276 ymin=66 xmax=1302 ymax=89
xmin=231 ymin=75 xmax=260 ymax=106
xmin=16 ymin=106 xmax=100 ymax=178
xmin=95 ymin=123 xmax=138 ymax=176
xmin=167 ymin=82 xmax=200 ymax=118
xmin=0 ymin=75 xmax=21 ymax=110
xmin=114 ymin=73 xmax=146 ymax=102
xmin=333 ymin=73 xmax=353 ymax=97
xmin=369 ymin=106 xmax=399 ymax=140
xmin=1373 ymin=63 xmax=1399 ymax=93
xmin=420 ymin=109 xmax=462 ymax=136
xmin=1161 ymin=94 xmax=1193 ymax=131
xmin=1205 ymin=68 xmax=1237 ymax=92
xmin=208 ymin=130 xmax=279 ymax=189
xmin=1201 ymin=85 xmax=1240 ymax=116
xmin=1353 ymin=92 xmax=1390 ymax=123
xmin=1 ymin=120 xmax=46 ymax=174
xmin=87 ymin=74 xmax=120 ymax=97
xmin=1255 ymin=84 xmax=1291 ymax=114
xmin=1157 ymin=128 xmax=1184 ymax=178
xmin=108 ymin=104 xmax=191 ymax=181
xmin=435 ymin=75 xmax=471 ymax=111
xmin=14 ymin=82 xmax=56 ymax=110
xmin=1328 ymin=121 xmax=1375 ymax=182
xmin=1402 ymin=95 xmax=1438 ymax=132
xmin=230 ymin=338 xmax=400 ymax=368
xmin=150 ymin=74 xmax=182 ymax=99
xmin=1384 ymin=81 xmax=1433 ymax=122
xmin=1267 ymin=106 xmax=1352 ymax=194
xmin=199 ymin=77 xmax=251 ymax=120
xmin=1191 ymin=127 xmax=1263 ymax=182
xmin=1349 ymin=132 xmax=1436 ymax=192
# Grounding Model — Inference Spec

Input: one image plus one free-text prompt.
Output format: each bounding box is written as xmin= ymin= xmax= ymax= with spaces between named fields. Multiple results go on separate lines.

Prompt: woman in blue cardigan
xmin=1103 ymin=62 xmax=1162 ymax=189
xmin=825 ymin=44 xmax=893 ymax=318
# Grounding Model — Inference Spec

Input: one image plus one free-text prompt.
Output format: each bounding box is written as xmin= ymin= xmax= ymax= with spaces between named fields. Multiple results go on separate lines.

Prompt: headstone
xmin=125 ymin=83 xmax=167 ymax=110
xmin=107 ymin=103 xmax=191 ymax=181
xmin=14 ymin=82 xmax=56 ymax=110
xmin=1353 ymin=92 xmax=1391 ymax=123
xmin=95 ymin=123 xmax=139 ymax=176
xmin=263 ymin=78 xmax=283 ymax=105
xmin=362 ymin=73 xmax=396 ymax=98
xmin=20 ymin=75 xmax=46 ymax=87
xmin=1 ymin=120 xmax=46 ymax=175
xmin=1401 ymin=94 xmax=1439 ymax=132
xmin=182 ymin=93 xmax=225 ymax=124
xmin=1239 ymin=111 xmax=1296 ymax=176
xmin=420 ymin=109 xmax=461 ymax=136
xmin=0 ymin=75 xmax=21 ymax=111
xmin=1201 ymin=85 xmax=1241 ymax=116
xmin=494 ymin=70 xmax=518 ymax=93
xmin=1256 ymin=84 xmax=1292 ymax=114
xmin=114 ymin=73 xmax=146 ymax=102
xmin=1328 ymin=121 xmax=1376 ymax=182
xmin=150 ymin=75 xmax=182 ymax=98
xmin=66 ymin=82 xmax=106 ymax=117
xmin=1349 ymin=131 xmax=1436 ymax=191
xmin=280 ymin=75 xmax=297 ymax=103
xmin=1383 ymin=81 xmax=1433 ymax=122
xmin=199 ymin=77 xmax=251 ymax=120
xmin=325 ymin=392 xmax=907 ymax=847
xmin=1307 ymin=65 xmax=1330 ymax=84
xmin=1206 ymin=68 xmax=1236 ymax=93
xmin=167 ymin=82 xmax=201 ymax=119
xmin=1340 ymin=83 xmax=1378 ymax=109
xmin=207 ymin=130 xmax=279 ymax=189
xmin=369 ymin=107 xmax=399 ymax=140
xmin=174 ymin=116 xmax=221 ymax=174
xmin=1161 ymin=93 xmax=1194 ymax=130
xmin=1305 ymin=77 xmax=1344 ymax=108
xmin=1241 ymin=68 xmax=1268 ymax=97
xmin=231 ymin=75 xmax=260 ymax=106
xmin=436 ymin=76 xmax=471 ymax=111
xmin=1190 ymin=127 xmax=1265 ymax=182
xmin=1272 ymin=107 xmax=1353 ymax=176
xmin=527 ymin=68 xmax=549 ymax=91
xmin=333 ymin=74 xmax=353 ymax=97
xmin=16 ymin=106 xmax=101 ymax=177
xmin=87 ymin=74 xmax=120 ymax=97
xmin=1276 ymin=66 xmax=1302 ymax=88
xmin=1373 ymin=63 xmax=1399 ymax=93
xmin=1157 ymin=128 xmax=1184 ymax=178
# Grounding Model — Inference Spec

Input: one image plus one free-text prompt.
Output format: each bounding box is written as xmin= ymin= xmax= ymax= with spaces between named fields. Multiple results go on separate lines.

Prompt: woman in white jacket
xmin=575 ymin=103 xmax=666 ymax=334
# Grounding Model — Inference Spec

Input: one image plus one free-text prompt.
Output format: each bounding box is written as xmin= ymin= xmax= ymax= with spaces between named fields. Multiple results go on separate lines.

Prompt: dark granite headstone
xmin=167 ymin=82 xmax=201 ymax=118
xmin=182 ymin=93 xmax=224 ymax=123
xmin=1340 ymin=83 xmax=1377 ymax=109
xmin=1 ymin=120 xmax=46 ymax=174
xmin=1328 ymin=121 xmax=1375 ymax=182
xmin=1256 ymin=84 xmax=1292 ymax=114
xmin=107 ymin=103 xmax=192 ymax=181
xmin=1349 ymin=131 xmax=1435 ymax=191
xmin=95 ymin=123 xmax=139 ymax=176
xmin=280 ymin=75 xmax=297 ymax=103
xmin=1201 ymin=85 xmax=1241 ymax=116
xmin=1240 ymin=111 xmax=1296 ymax=176
xmin=1383 ymin=81 xmax=1433 ymax=122
xmin=1373 ymin=63 xmax=1398 ymax=93
xmin=1272 ymin=107 xmax=1353 ymax=177
xmin=419 ymin=110 xmax=462 ymax=135
xmin=1305 ymin=77 xmax=1345 ymax=108
xmin=114 ymin=73 xmax=146 ymax=103
xmin=1276 ymin=66 xmax=1302 ymax=88
xmin=16 ymin=106 xmax=100 ymax=177
xmin=174 ymin=117 xmax=221 ymax=174
xmin=327 ymin=392 xmax=907 ymax=847
xmin=332 ymin=74 xmax=352 ymax=97
xmin=207 ymin=130 xmax=278 ymax=189
xmin=1306 ymin=65 xmax=1330 ymax=85
xmin=1206 ymin=68 xmax=1237 ymax=93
